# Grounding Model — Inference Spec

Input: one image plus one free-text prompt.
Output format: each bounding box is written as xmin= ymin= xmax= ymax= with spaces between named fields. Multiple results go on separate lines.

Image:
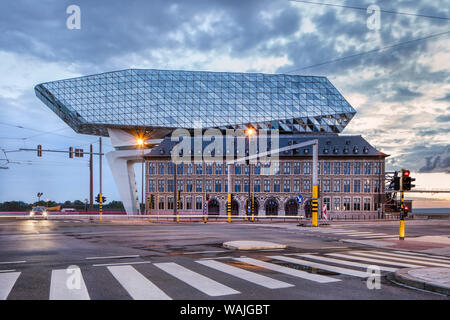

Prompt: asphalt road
xmin=0 ymin=218 xmax=449 ymax=300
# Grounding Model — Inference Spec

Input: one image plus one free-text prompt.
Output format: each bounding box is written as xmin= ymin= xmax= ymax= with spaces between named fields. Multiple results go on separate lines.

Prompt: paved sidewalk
xmin=394 ymin=267 xmax=450 ymax=296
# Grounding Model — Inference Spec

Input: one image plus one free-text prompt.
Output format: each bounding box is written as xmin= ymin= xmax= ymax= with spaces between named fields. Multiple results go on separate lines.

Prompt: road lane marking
xmin=154 ymin=262 xmax=240 ymax=297
xmin=0 ymin=260 xmax=26 ymax=265
xmin=50 ymin=269 xmax=90 ymax=300
xmin=107 ymin=265 xmax=171 ymax=300
xmin=269 ymin=255 xmax=368 ymax=278
xmin=361 ymin=251 xmax=450 ymax=267
xmin=183 ymin=250 xmax=226 ymax=255
xmin=327 ymin=253 xmax=422 ymax=268
xmin=357 ymin=235 xmax=396 ymax=239
xmin=0 ymin=270 xmax=16 ymax=273
xmin=197 ymin=259 xmax=293 ymax=289
xmin=86 ymin=255 xmax=140 ymax=260
xmin=0 ymin=272 xmax=20 ymax=300
xmin=93 ymin=261 xmax=151 ymax=267
xmin=233 ymin=257 xmax=340 ymax=283
xmin=294 ymin=254 xmax=397 ymax=272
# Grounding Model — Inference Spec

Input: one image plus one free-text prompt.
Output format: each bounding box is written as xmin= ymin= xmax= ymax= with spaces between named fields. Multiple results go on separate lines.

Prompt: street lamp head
xmin=136 ymin=138 xmax=144 ymax=146
xmin=245 ymin=127 xmax=256 ymax=137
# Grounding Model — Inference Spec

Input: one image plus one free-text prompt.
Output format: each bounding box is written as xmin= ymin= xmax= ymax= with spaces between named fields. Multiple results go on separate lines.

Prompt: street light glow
xmin=246 ymin=127 xmax=256 ymax=136
xmin=136 ymin=138 xmax=144 ymax=146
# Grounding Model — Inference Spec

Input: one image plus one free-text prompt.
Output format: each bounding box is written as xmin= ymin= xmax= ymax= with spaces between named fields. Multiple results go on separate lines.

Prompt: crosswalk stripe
xmin=154 ymin=262 xmax=240 ymax=296
xmin=0 ymin=272 xmax=20 ymax=300
xmin=347 ymin=233 xmax=388 ymax=237
xmin=50 ymin=268 xmax=90 ymax=300
xmin=294 ymin=254 xmax=397 ymax=272
xmin=345 ymin=251 xmax=446 ymax=267
xmin=196 ymin=259 xmax=293 ymax=289
xmin=362 ymin=251 xmax=450 ymax=267
xmin=393 ymin=250 xmax=450 ymax=261
xmin=268 ymin=255 xmax=369 ymax=278
xmin=107 ymin=265 xmax=171 ymax=300
xmin=233 ymin=257 xmax=340 ymax=283
xmin=327 ymin=253 xmax=422 ymax=268
xmin=358 ymin=235 xmax=397 ymax=239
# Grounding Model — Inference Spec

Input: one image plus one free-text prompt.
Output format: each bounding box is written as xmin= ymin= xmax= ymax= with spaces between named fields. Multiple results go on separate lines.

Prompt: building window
xmin=206 ymin=163 xmax=213 ymax=175
xmin=283 ymin=179 xmax=291 ymax=192
xmin=364 ymin=198 xmax=371 ymax=211
xmin=195 ymin=164 xmax=203 ymax=175
xmin=364 ymin=162 xmax=371 ymax=175
xmin=195 ymin=180 xmax=203 ymax=192
xmin=323 ymin=180 xmax=331 ymax=192
xmin=168 ymin=163 xmax=174 ymax=175
xmin=186 ymin=197 xmax=192 ymax=210
xmin=334 ymin=162 xmax=341 ymax=175
xmin=333 ymin=197 xmax=341 ymax=211
xmin=304 ymin=162 xmax=311 ymax=174
xmin=234 ymin=180 xmax=241 ymax=192
xmin=177 ymin=180 xmax=183 ymax=191
xmin=343 ymin=197 xmax=351 ymax=211
xmin=303 ymin=179 xmax=311 ymax=192
xmin=264 ymin=179 xmax=271 ymax=192
xmin=158 ymin=163 xmax=165 ymax=175
xmin=215 ymin=163 xmax=222 ymax=175
xmin=254 ymin=179 xmax=261 ymax=192
xmin=353 ymin=198 xmax=361 ymax=211
xmin=186 ymin=180 xmax=193 ymax=192
xmin=254 ymin=163 xmax=261 ymax=175
xmin=148 ymin=163 xmax=155 ymax=175
xmin=178 ymin=197 xmax=183 ymax=210
xmin=293 ymin=179 xmax=301 ymax=192
xmin=323 ymin=197 xmax=331 ymax=211
xmin=167 ymin=197 xmax=174 ymax=210
xmin=317 ymin=162 xmax=321 ymax=175
xmin=274 ymin=180 xmax=281 ymax=192
xmin=294 ymin=162 xmax=301 ymax=174
xmin=344 ymin=162 xmax=351 ymax=175
xmin=168 ymin=179 xmax=174 ymax=192
xmin=374 ymin=180 xmax=381 ymax=193
xmin=205 ymin=180 xmax=212 ymax=192
xmin=148 ymin=179 xmax=155 ymax=193
xmin=234 ymin=164 xmax=242 ymax=175
xmin=196 ymin=197 xmax=203 ymax=210
xmin=283 ymin=162 xmax=291 ymax=174
xmin=244 ymin=180 xmax=249 ymax=193
xmin=364 ymin=179 xmax=371 ymax=193
xmin=187 ymin=163 xmax=193 ymax=175
xmin=177 ymin=164 xmax=183 ymax=175
xmin=158 ymin=180 xmax=165 ymax=192
xmin=215 ymin=180 xmax=221 ymax=192
xmin=323 ymin=162 xmax=331 ymax=175
xmin=374 ymin=162 xmax=381 ymax=174
xmin=354 ymin=162 xmax=361 ymax=175
xmin=159 ymin=197 xmax=164 ymax=210
xmin=225 ymin=180 xmax=228 ymax=193
xmin=333 ymin=180 xmax=341 ymax=193
xmin=354 ymin=180 xmax=361 ymax=193
xmin=343 ymin=180 xmax=350 ymax=193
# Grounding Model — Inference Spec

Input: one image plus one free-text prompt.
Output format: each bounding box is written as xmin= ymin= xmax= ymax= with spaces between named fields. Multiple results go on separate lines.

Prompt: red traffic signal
xmin=402 ymin=170 xmax=410 ymax=177
xmin=404 ymin=205 xmax=409 ymax=213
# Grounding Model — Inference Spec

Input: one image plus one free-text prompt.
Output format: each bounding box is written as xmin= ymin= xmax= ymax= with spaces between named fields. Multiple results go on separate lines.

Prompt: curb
xmin=394 ymin=268 xmax=450 ymax=296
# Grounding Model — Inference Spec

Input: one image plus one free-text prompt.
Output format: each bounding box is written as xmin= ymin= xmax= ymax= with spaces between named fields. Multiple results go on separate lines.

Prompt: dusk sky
xmin=0 ymin=0 xmax=449 ymax=207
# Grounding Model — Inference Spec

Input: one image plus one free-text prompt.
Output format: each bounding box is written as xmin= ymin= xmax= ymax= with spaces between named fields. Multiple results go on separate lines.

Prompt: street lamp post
xmin=137 ymin=138 xmax=144 ymax=215
xmin=245 ymin=127 xmax=256 ymax=220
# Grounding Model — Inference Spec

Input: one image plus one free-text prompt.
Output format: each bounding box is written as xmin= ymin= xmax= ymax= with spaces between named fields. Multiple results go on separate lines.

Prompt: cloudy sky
xmin=0 ymin=0 xmax=449 ymax=207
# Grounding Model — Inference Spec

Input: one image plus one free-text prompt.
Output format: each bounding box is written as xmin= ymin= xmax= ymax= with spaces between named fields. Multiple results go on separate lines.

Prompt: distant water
xmin=412 ymin=208 xmax=450 ymax=215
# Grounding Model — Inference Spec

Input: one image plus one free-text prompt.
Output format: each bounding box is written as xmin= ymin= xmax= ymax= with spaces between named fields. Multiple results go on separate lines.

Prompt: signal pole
xmin=399 ymin=170 xmax=405 ymax=240
xmin=89 ymin=144 xmax=93 ymax=212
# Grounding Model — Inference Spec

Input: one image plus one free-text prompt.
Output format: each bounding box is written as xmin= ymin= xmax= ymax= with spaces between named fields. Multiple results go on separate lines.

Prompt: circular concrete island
xmin=223 ymin=240 xmax=287 ymax=250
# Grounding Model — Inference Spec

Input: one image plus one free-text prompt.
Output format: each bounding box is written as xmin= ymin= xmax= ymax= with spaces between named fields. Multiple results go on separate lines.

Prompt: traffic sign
xmin=296 ymin=194 xmax=304 ymax=205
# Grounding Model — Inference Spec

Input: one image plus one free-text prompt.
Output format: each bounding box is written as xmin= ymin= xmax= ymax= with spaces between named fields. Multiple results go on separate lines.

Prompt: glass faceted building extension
xmin=35 ymin=69 xmax=356 ymax=136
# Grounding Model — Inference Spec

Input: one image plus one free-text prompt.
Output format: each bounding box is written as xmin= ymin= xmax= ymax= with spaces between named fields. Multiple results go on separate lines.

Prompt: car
xmin=29 ymin=206 xmax=48 ymax=219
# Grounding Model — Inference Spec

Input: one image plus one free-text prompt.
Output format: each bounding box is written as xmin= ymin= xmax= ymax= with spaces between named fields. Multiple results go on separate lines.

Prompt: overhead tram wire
xmin=288 ymin=0 xmax=450 ymax=21
xmin=285 ymin=30 xmax=450 ymax=73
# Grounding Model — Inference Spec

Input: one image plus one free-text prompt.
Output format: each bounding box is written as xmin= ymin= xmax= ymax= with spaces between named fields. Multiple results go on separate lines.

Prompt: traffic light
xmin=75 ymin=148 xmax=84 ymax=158
xmin=404 ymin=205 xmax=409 ymax=216
xmin=391 ymin=174 xmax=400 ymax=191
xmin=402 ymin=169 xmax=415 ymax=191
xmin=95 ymin=194 xmax=100 ymax=203
xmin=37 ymin=145 xmax=42 ymax=157
xmin=150 ymin=194 xmax=155 ymax=205
xmin=206 ymin=194 xmax=210 ymax=201
xmin=69 ymin=147 xmax=73 ymax=158
xmin=102 ymin=195 xmax=106 ymax=203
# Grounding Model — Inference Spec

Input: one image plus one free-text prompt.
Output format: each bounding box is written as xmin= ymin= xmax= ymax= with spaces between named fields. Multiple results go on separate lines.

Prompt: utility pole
xmin=311 ymin=141 xmax=319 ymax=227
xmin=141 ymin=145 xmax=144 ymax=215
